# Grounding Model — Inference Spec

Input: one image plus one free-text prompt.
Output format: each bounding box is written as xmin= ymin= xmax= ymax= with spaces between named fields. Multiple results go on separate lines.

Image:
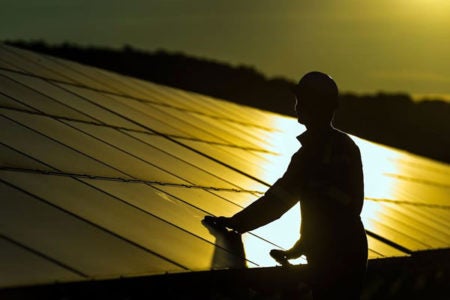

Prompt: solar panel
xmin=1 ymin=43 xmax=449 ymax=290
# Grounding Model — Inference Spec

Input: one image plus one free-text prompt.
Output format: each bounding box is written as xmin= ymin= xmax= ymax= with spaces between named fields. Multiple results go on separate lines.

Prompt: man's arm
xmin=203 ymin=176 xmax=300 ymax=233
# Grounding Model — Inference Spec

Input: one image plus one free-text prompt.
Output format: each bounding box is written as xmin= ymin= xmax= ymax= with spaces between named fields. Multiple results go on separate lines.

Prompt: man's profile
xmin=204 ymin=71 xmax=368 ymax=300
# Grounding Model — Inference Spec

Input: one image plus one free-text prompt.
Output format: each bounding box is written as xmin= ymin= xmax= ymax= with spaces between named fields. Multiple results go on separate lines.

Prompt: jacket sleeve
xmin=229 ymin=163 xmax=302 ymax=233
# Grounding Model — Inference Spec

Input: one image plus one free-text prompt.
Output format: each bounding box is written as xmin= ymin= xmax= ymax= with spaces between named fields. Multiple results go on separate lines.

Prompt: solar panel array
xmin=1 ymin=44 xmax=449 ymax=290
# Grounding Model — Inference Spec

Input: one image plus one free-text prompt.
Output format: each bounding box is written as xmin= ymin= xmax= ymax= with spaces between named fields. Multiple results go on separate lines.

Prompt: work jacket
xmin=230 ymin=126 xmax=367 ymax=261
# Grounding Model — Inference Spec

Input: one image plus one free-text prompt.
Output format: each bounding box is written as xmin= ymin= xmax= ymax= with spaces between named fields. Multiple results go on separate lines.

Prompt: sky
xmin=1 ymin=0 xmax=450 ymax=100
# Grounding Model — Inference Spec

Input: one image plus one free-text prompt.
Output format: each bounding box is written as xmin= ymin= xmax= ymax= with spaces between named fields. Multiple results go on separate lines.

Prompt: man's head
xmin=293 ymin=71 xmax=339 ymax=128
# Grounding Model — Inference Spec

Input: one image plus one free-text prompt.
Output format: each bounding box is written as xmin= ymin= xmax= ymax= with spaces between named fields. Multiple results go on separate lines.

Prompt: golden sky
xmin=2 ymin=0 xmax=450 ymax=99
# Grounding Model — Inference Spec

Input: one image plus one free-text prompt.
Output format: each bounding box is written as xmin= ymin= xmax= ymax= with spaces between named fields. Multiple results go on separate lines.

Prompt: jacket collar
xmin=297 ymin=126 xmax=335 ymax=146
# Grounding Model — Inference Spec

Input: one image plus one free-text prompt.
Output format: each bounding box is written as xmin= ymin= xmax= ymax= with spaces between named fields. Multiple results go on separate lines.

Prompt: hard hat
xmin=293 ymin=71 xmax=339 ymax=109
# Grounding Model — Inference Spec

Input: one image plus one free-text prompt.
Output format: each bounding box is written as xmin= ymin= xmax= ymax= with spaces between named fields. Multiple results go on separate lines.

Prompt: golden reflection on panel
xmin=354 ymin=136 xmax=450 ymax=248
xmin=354 ymin=137 xmax=407 ymax=229
xmin=354 ymin=137 xmax=403 ymax=198
xmin=366 ymin=235 xmax=408 ymax=259
xmin=247 ymin=114 xmax=304 ymax=187
xmin=241 ymin=203 xmax=303 ymax=266
xmin=3 ymin=44 xmax=450 ymax=289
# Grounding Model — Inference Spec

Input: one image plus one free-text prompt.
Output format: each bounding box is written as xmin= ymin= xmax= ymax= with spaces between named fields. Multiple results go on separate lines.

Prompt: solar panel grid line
xmin=121 ymin=94 xmax=281 ymax=153
xmin=0 ymin=71 xmax=149 ymax=131
xmin=2 ymin=179 xmax=181 ymax=273
xmin=1 ymin=178 xmax=189 ymax=277
xmin=112 ymin=77 xmax=185 ymax=108
xmin=2 ymin=45 xmax=169 ymax=114
xmin=179 ymin=139 xmax=282 ymax=186
xmin=364 ymin=201 xmax=447 ymax=248
xmin=0 ymin=58 xmax=24 ymax=73
xmin=77 ymin=179 xmax=260 ymax=267
xmin=110 ymin=127 xmax=264 ymax=192
xmin=152 ymin=187 xmax=308 ymax=265
xmin=173 ymin=139 xmax=275 ymax=187
xmin=57 ymin=83 xmax=199 ymax=138
xmin=364 ymin=195 xmax=450 ymax=251
xmin=109 ymin=94 xmax=238 ymax=146
xmin=0 ymin=45 xmax=51 ymax=77
xmin=184 ymin=104 xmax=280 ymax=133
xmin=125 ymin=76 xmax=280 ymax=131
xmin=0 ymin=166 xmax=262 ymax=196
xmin=363 ymin=230 xmax=413 ymax=255
xmin=68 ymin=62 xmax=199 ymax=109
xmin=381 ymin=202 xmax=450 ymax=247
xmin=153 ymin=186 xmax=257 ymax=221
xmin=0 ymin=233 xmax=88 ymax=278
xmin=364 ymin=217 xmax=430 ymax=251
xmin=128 ymin=79 xmax=244 ymax=119
xmin=2 ymin=48 xmax=281 ymax=134
xmin=0 ymin=72 xmax=96 ymax=123
xmin=390 ymin=183 xmax=449 ymax=207
xmin=1 ymin=172 xmax=260 ymax=270
xmin=363 ymin=199 xmax=450 ymax=248
xmin=393 ymin=163 xmax=450 ymax=186
xmin=167 ymin=108 xmax=275 ymax=151
xmin=0 ymin=48 xmax=153 ymax=104
xmin=151 ymin=103 xmax=259 ymax=146
xmin=394 ymin=156 xmax=450 ymax=177
xmin=1 ymin=144 xmax=265 ymax=250
xmin=0 ymin=237 xmax=85 ymax=289
xmin=41 ymin=52 xmax=132 ymax=95
xmin=156 ymin=83 xmax=272 ymax=122
xmin=0 ymin=78 xmax=274 ymax=190
xmin=0 ymin=114 xmax=137 ymax=179
xmin=67 ymin=74 xmax=255 ymax=129
xmin=62 ymin=120 xmax=242 ymax=190
xmin=3 ymin=53 xmax=446 ymax=206
xmin=383 ymin=202 xmax=450 ymax=240
xmin=1 ymin=110 xmax=194 ymax=185
xmin=0 ymin=45 xmax=78 ymax=84
xmin=0 ymin=93 xmax=35 ymax=112
xmin=174 ymin=136 xmax=277 ymax=154
xmin=385 ymin=172 xmax=450 ymax=189
xmin=1 ymin=44 xmax=449 ymax=290
xmin=0 ymin=105 xmax=160 ymax=147
xmin=2 ymin=44 xmax=124 ymax=94
xmin=214 ymin=118 xmax=286 ymax=153
xmin=364 ymin=196 xmax=450 ymax=209
xmin=402 ymin=205 xmax=450 ymax=233
xmin=77 ymin=180 xmax=269 ymax=267
xmin=146 ymin=104 xmax=276 ymax=152
xmin=17 ymin=48 xmax=275 ymax=132
xmin=365 ymin=235 xmax=410 ymax=258
xmin=126 ymin=132 xmax=269 ymax=192
xmin=16 ymin=79 xmax=274 ymax=189
xmin=89 ymin=68 xmax=162 ymax=100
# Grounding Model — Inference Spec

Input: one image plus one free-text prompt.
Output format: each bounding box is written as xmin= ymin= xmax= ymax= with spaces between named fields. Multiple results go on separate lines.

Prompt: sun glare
xmin=257 ymin=115 xmax=303 ymax=184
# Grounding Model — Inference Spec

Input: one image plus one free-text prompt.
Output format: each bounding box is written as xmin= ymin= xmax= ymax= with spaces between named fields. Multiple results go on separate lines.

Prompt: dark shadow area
xmin=3 ymin=40 xmax=449 ymax=165
xmin=0 ymin=248 xmax=448 ymax=300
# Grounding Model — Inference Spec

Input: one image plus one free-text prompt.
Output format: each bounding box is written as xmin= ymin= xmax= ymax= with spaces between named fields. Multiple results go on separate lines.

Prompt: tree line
xmin=4 ymin=40 xmax=449 ymax=165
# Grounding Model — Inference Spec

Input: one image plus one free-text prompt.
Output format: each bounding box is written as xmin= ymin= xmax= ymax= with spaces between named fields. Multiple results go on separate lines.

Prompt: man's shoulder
xmin=332 ymin=128 xmax=360 ymax=151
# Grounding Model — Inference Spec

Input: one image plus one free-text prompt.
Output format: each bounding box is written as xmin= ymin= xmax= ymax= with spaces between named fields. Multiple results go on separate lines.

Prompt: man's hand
xmin=270 ymin=240 xmax=305 ymax=266
xmin=202 ymin=216 xmax=233 ymax=231
xmin=270 ymin=249 xmax=292 ymax=266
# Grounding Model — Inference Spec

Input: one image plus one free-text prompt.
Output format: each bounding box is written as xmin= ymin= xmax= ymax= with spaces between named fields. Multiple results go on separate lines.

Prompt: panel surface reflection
xmin=1 ymin=44 xmax=449 ymax=291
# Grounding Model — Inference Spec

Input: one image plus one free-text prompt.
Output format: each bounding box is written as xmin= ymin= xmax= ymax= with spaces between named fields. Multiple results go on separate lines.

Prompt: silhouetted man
xmin=204 ymin=71 xmax=368 ymax=300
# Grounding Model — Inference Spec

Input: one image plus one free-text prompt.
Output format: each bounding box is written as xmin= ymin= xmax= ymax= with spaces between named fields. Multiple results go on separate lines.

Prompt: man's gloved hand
xmin=270 ymin=239 xmax=305 ymax=266
xmin=270 ymin=249 xmax=292 ymax=266
xmin=202 ymin=216 xmax=233 ymax=231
